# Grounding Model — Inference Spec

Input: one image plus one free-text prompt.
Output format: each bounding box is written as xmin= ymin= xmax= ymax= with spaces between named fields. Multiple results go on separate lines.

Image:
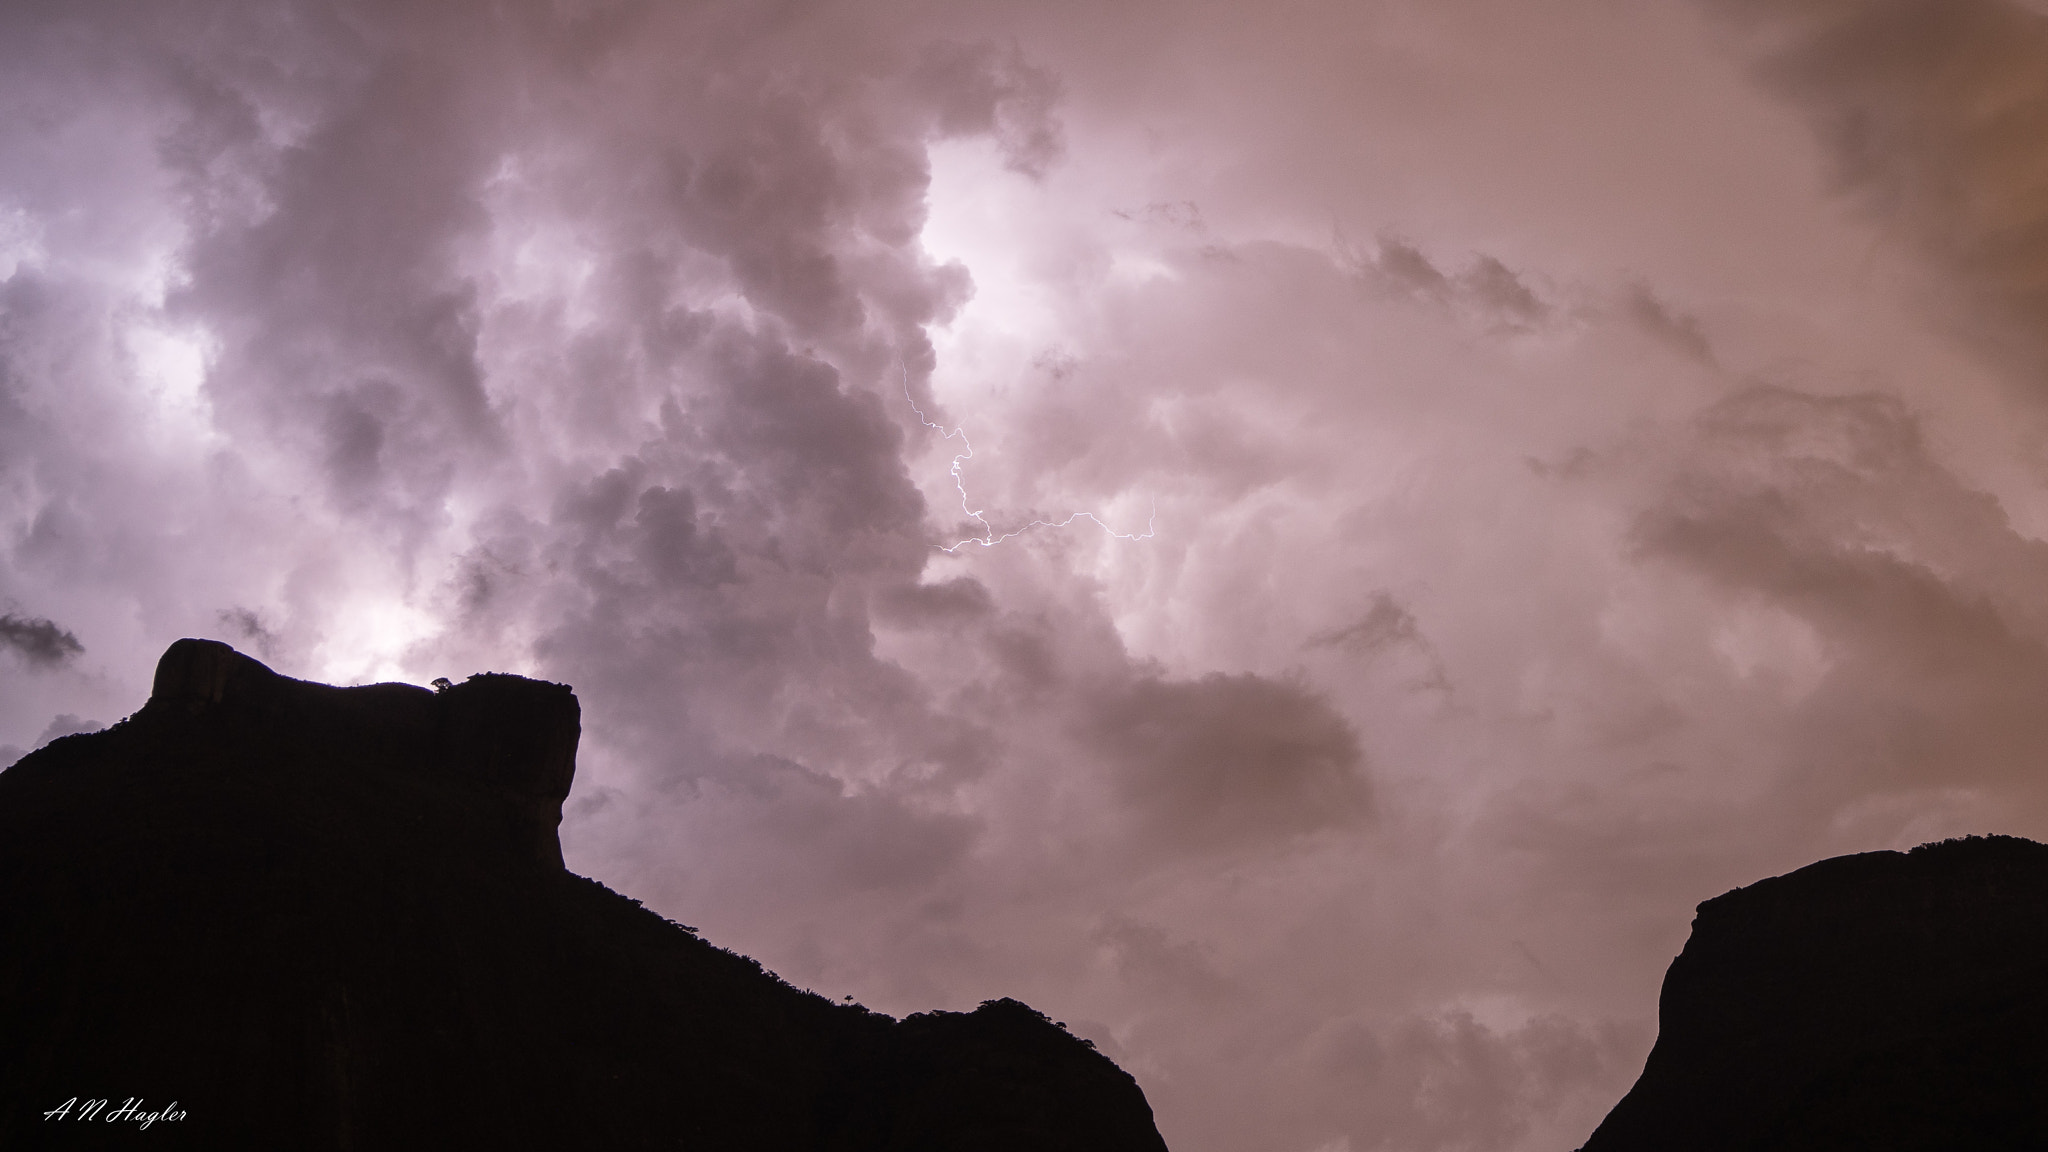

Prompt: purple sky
xmin=7 ymin=2 xmax=2048 ymax=1148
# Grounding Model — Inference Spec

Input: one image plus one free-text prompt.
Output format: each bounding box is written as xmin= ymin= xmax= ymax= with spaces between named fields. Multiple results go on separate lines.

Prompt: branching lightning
xmin=902 ymin=366 xmax=1155 ymax=553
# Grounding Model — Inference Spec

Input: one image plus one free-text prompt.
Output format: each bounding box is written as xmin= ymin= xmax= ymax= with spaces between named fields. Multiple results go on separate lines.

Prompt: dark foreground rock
xmin=0 ymin=640 xmax=1170 ymax=1151
xmin=1580 ymin=835 xmax=2048 ymax=1151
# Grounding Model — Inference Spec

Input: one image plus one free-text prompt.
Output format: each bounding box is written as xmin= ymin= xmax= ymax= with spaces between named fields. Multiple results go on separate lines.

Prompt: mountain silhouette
xmin=1579 ymin=834 xmax=2048 ymax=1150
xmin=0 ymin=639 xmax=1170 ymax=1151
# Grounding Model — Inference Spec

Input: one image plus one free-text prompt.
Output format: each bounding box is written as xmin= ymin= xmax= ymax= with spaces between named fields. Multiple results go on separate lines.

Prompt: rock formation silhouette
xmin=1579 ymin=834 xmax=2048 ymax=1150
xmin=0 ymin=639 xmax=1170 ymax=1151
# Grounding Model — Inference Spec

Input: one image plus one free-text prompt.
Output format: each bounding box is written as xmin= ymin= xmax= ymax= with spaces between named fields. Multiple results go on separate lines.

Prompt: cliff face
xmin=0 ymin=640 xmax=1169 ymax=1152
xmin=1579 ymin=835 xmax=2048 ymax=1151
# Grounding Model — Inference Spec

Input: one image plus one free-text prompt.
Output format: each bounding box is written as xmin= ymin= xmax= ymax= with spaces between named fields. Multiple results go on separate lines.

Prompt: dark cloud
xmin=1111 ymin=200 xmax=1206 ymax=232
xmin=630 ymin=486 xmax=740 ymax=590
xmin=1349 ymin=234 xmax=1554 ymax=329
xmin=215 ymin=607 xmax=278 ymax=658
xmin=1081 ymin=672 xmax=1368 ymax=852
xmin=910 ymin=39 xmax=1066 ymax=177
xmin=712 ymin=753 xmax=981 ymax=892
xmin=1635 ymin=385 xmax=2048 ymax=804
xmin=168 ymin=24 xmax=500 ymax=528
xmin=1460 ymin=255 xmax=1550 ymax=328
xmin=1703 ymin=0 xmax=2048 ymax=378
xmin=1312 ymin=592 xmax=1426 ymax=658
xmin=1311 ymin=593 xmax=1451 ymax=693
xmin=0 ymin=613 xmax=81 ymax=667
xmin=1621 ymin=282 xmax=1715 ymax=365
xmin=1354 ymin=233 xmax=1453 ymax=299
xmin=872 ymin=575 xmax=996 ymax=627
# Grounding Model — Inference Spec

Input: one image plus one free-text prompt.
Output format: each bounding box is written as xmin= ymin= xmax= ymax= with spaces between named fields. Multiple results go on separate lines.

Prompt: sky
xmin=5 ymin=1 xmax=2048 ymax=1148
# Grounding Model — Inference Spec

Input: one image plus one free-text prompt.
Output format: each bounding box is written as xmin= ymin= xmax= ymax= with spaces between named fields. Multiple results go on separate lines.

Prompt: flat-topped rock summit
xmin=1580 ymin=835 xmax=2048 ymax=1150
xmin=0 ymin=640 xmax=1169 ymax=1151
xmin=146 ymin=637 xmax=581 ymax=869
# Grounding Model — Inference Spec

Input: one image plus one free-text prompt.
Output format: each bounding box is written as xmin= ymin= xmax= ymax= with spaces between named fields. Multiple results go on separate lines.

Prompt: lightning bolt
xmin=902 ymin=366 xmax=1156 ymax=553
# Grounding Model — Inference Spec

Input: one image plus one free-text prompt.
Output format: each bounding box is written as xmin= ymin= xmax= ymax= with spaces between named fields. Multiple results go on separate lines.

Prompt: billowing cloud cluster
xmin=7 ymin=1 xmax=2048 ymax=1149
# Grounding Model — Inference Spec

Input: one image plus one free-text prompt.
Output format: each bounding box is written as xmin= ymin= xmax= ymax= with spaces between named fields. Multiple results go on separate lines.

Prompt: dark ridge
xmin=0 ymin=639 xmax=1169 ymax=1151
xmin=1579 ymin=834 xmax=2048 ymax=1151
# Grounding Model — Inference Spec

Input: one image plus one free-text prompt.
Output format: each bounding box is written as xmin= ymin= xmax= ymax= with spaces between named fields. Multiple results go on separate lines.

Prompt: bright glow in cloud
xmin=921 ymin=138 xmax=1064 ymax=350
xmin=0 ymin=205 xmax=39 ymax=280
xmin=124 ymin=321 xmax=216 ymax=446
xmin=314 ymin=593 xmax=438 ymax=686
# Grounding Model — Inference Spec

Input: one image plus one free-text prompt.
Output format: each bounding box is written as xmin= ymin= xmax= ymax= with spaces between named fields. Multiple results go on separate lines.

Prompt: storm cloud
xmin=7 ymin=2 xmax=2048 ymax=1150
xmin=0 ymin=613 xmax=82 ymax=667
